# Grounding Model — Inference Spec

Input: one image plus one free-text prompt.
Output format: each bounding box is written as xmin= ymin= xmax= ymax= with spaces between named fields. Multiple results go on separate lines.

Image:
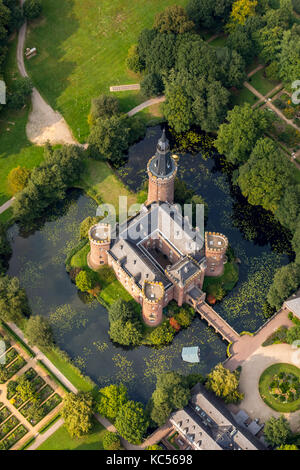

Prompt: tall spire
xmin=149 ymin=129 xmax=174 ymax=177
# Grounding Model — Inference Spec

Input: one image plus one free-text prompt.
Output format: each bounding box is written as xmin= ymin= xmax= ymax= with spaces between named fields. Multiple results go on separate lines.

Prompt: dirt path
xmin=0 ymin=197 xmax=14 ymax=215
xmin=17 ymin=0 xmax=78 ymax=146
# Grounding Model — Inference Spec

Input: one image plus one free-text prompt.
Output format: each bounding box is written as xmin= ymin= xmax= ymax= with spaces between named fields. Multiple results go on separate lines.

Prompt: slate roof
xmin=109 ymin=202 xmax=205 ymax=290
xmin=148 ymin=129 xmax=176 ymax=178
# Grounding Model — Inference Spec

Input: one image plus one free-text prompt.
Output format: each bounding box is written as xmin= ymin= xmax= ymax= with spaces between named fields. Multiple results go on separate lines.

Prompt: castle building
xmin=88 ymin=130 xmax=228 ymax=326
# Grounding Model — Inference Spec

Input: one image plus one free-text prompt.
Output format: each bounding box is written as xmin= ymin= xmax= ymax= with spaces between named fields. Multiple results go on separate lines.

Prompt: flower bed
xmin=3 ymin=348 xmax=18 ymax=367
xmin=5 ymin=356 xmax=26 ymax=379
xmin=0 ymin=415 xmax=19 ymax=440
xmin=0 ymin=406 xmax=11 ymax=424
xmin=259 ymin=363 xmax=300 ymax=412
xmin=36 ymin=384 xmax=54 ymax=404
xmin=1 ymin=424 xmax=28 ymax=449
xmin=40 ymin=394 xmax=62 ymax=415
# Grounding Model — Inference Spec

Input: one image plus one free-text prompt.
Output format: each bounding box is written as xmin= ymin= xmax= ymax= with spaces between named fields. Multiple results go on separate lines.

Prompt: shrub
xmin=126 ymin=44 xmax=143 ymax=73
xmin=7 ymin=77 xmax=32 ymax=109
xmin=88 ymin=94 xmax=120 ymax=126
xmin=102 ymin=431 xmax=122 ymax=450
xmin=7 ymin=166 xmax=31 ymax=194
xmin=141 ymin=73 xmax=164 ymax=98
xmin=75 ymin=270 xmax=97 ymax=293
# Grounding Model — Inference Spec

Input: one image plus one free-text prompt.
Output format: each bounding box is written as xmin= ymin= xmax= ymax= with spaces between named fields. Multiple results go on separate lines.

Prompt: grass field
xmin=231 ymin=86 xmax=258 ymax=107
xmin=0 ymin=38 xmax=44 ymax=207
xmin=37 ymin=419 xmax=106 ymax=450
xmin=76 ymin=158 xmax=138 ymax=209
xmin=202 ymin=261 xmax=239 ymax=296
xmin=259 ymin=363 xmax=300 ymax=413
xmin=209 ymin=34 xmax=227 ymax=48
xmin=25 ymin=0 xmax=188 ymax=142
xmin=248 ymin=69 xmax=279 ymax=96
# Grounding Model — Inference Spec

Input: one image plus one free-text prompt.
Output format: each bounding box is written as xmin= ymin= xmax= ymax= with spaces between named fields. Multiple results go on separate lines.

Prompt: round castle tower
xmin=142 ymin=281 xmax=164 ymax=326
xmin=88 ymin=223 xmax=111 ymax=270
xmin=205 ymin=232 xmax=228 ymax=277
xmin=147 ymin=129 xmax=177 ymax=205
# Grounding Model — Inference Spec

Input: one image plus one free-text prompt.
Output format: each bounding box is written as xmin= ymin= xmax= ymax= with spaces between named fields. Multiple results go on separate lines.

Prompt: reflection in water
xmin=8 ymin=127 xmax=291 ymax=402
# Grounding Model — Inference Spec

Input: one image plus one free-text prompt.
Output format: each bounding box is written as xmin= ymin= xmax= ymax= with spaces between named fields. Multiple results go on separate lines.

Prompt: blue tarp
xmin=181 ymin=346 xmax=200 ymax=363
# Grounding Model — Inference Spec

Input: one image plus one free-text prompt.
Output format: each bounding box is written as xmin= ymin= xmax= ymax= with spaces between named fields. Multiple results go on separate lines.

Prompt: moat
xmin=7 ymin=126 xmax=291 ymax=403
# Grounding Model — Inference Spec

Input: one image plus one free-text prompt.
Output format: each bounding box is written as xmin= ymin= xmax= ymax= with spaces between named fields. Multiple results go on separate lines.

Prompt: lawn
xmin=37 ymin=419 xmax=106 ymax=450
xmin=76 ymin=158 xmax=138 ymax=210
xmin=231 ymin=86 xmax=258 ymax=107
xmin=248 ymin=69 xmax=279 ymax=96
xmin=25 ymin=0 xmax=188 ymax=142
xmin=43 ymin=348 xmax=95 ymax=394
xmin=209 ymin=34 xmax=227 ymax=48
xmin=0 ymin=38 xmax=44 ymax=207
xmin=202 ymin=260 xmax=239 ymax=300
xmin=259 ymin=363 xmax=300 ymax=413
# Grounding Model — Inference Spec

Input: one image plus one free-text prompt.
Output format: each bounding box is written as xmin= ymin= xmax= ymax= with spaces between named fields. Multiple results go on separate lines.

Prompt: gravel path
xmin=17 ymin=0 xmax=78 ymax=146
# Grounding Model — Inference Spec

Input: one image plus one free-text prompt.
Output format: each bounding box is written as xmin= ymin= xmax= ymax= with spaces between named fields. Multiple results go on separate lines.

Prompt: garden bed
xmin=0 ymin=424 xmax=28 ymax=449
xmin=259 ymin=363 xmax=300 ymax=412
xmin=0 ymin=415 xmax=19 ymax=440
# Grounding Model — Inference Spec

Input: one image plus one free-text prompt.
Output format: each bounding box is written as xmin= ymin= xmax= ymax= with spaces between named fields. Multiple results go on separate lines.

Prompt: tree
xmin=149 ymin=372 xmax=191 ymax=426
xmin=23 ymin=0 xmax=42 ymax=19
xmin=145 ymin=32 xmax=177 ymax=75
xmin=214 ymin=104 xmax=269 ymax=164
xmin=7 ymin=166 xmax=31 ymax=194
xmin=148 ymin=321 xmax=175 ymax=346
xmin=227 ymin=0 xmax=258 ymax=31
xmin=25 ymin=315 xmax=54 ymax=350
xmin=275 ymin=186 xmax=300 ymax=231
xmin=292 ymin=218 xmax=300 ymax=264
xmin=88 ymin=94 xmax=120 ymax=126
xmin=146 ymin=444 xmax=162 ymax=450
xmin=206 ymin=363 xmax=244 ymax=403
xmin=7 ymin=77 xmax=32 ymax=109
xmin=0 ymin=275 xmax=29 ymax=323
xmin=0 ymin=222 xmax=11 ymax=275
xmin=115 ymin=400 xmax=149 ymax=445
xmin=154 ymin=5 xmax=194 ymax=34
xmin=267 ymin=263 xmax=300 ymax=310
xmin=186 ymin=0 xmax=233 ymax=31
xmin=16 ymin=377 xmax=35 ymax=402
xmin=278 ymin=27 xmax=300 ymax=86
xmin=109 ymin=319 xmax=142 ymax=346
xmin=97 ymin=384 xmax=128 ymax=421
xmin=61 ymin=392 xmax=94 ymax=438
xmin=88 ymin=114 xmax=130 ymax=165
xmin=192 ymin=80 xmax=230 ymax=132
xmin=141 ymin=73 xmax=163 ymax=98
xmin=227 ymin=25 xmax=256 ymax=64
xmin=102 ymin=431 xmax=122 ymax=450
xmin=108 ymin=299 xmax=138 ymax=323
xmin=126 ymin=44 xmax=144 ymax=73
xmin=264 ymin=416 xmax=291 ymax=447
xmin=75 ymin=270 xmax=97 ymax=293
xmin=163 ymin=82 xmax=193 ymax=133
xmin=238 ymin=138 xmax=293 ymax=213
xmin=254 ymin=25 xmax=284 ymax=63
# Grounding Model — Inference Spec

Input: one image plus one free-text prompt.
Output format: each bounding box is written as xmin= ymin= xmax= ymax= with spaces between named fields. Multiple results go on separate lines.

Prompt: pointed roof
xmin=148 ymin=129 xmax=175 ymax=177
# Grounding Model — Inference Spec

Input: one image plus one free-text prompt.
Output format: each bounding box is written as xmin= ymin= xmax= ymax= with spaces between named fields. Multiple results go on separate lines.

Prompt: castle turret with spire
xmin=146 ymin=129 xmax=177 ymax=205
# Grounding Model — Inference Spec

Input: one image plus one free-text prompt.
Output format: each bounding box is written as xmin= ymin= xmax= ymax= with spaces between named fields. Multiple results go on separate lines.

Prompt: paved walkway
xmin=247 ymin=64 xmax=264 ymax=79
xmin=0 ymin=197 xmax=14 ymax=215
xmin=226 ymin=308 xmax=294 ymax=371
xmin=244 ymin=81 xmax=300 ymax=132
xmin=27 ymin=418 xmax=64 ymax=450
xmin=127 ymin=96 xmax=166 ymax=117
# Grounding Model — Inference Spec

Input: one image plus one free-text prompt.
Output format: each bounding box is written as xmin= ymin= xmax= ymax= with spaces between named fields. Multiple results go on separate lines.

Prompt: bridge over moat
xmin=195 ymin=302 xmax=240 ymax=344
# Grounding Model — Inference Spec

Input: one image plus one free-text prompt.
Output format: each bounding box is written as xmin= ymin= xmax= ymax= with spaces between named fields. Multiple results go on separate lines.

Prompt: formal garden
xmin=0 ymin=329 xmax=64 ymax=450
xmin=259 ymin=363 xmax=300 ymax=413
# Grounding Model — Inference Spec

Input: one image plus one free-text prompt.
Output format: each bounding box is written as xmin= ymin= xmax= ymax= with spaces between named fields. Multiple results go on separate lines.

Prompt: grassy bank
xmin=25 ymin=0 xmax=188 ymax=141
xmin=37 ymin=419 xmax=106 ymax=450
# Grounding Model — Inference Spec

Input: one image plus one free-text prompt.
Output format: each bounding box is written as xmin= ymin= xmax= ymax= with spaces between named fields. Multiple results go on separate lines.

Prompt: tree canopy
xmin=205 ymin=363 xmax=244 ymax=403
xmin=267 ymin=262 xmax=300 ymax=310
xmin=61 ymin=392 xmax=94 ymax=438
xmin=115 ymin=400 xmax=149 ymax=445
xmin=264 ymin=415 xmax=291 ymax=447
xmin=25 ymin=315 xmax=54 ymax=350
xmin=0 ymin=275 xmax=29 ymax=323
xmin=97 ymin=384 xmax=129 ymax=421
